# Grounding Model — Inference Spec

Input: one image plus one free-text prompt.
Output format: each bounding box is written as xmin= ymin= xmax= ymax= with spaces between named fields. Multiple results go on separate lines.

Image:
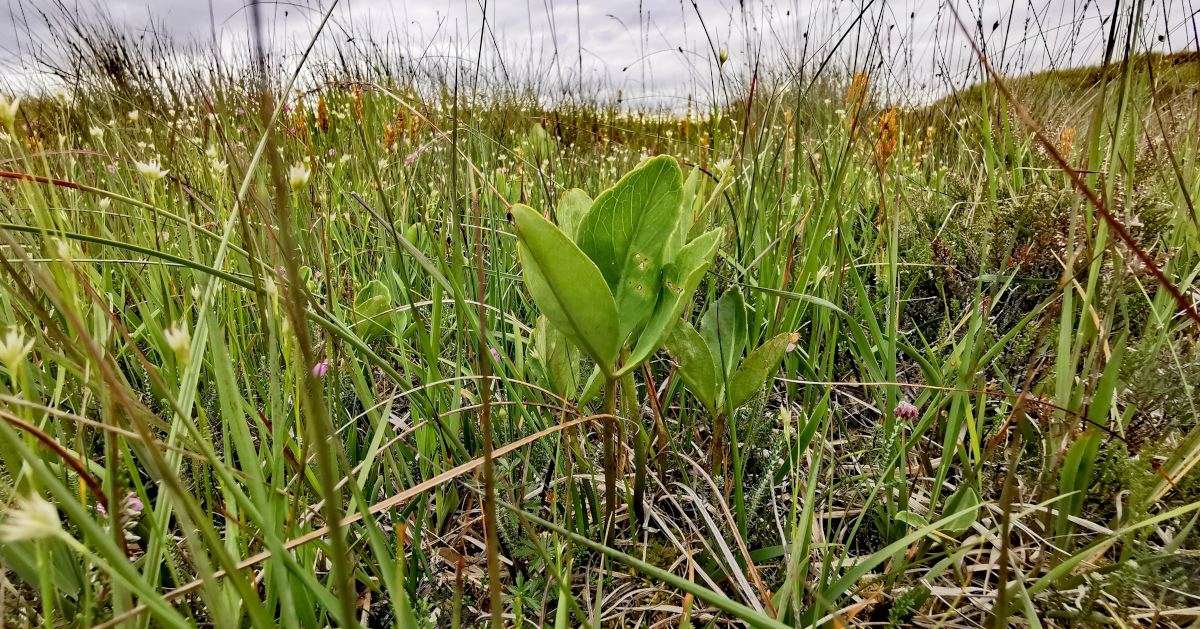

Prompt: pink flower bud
xmin=490 ymin=348 xmax=501 ymax=362
xmin=894 ymin=401 xmax=919 ymax=420
xmin=312 ymin=359 xmax=330 ymax=377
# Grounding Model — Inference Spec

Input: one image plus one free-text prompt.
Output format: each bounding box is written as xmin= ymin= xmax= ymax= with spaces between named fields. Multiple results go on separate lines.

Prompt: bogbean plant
xmin=664 ymin=286 xmax=797 ymax=533
xmin=512 ymin=155 xmax=722 ymax=541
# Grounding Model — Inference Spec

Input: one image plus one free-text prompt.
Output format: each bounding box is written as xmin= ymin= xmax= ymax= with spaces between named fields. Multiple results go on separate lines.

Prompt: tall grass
xmin=0 ymin=1 xmax=1198 ymax=628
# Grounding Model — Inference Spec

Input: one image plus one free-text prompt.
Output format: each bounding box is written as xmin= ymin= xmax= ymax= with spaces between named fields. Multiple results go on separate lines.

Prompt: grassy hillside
xmin=0 ymin=12 xmax=1198 ymax=629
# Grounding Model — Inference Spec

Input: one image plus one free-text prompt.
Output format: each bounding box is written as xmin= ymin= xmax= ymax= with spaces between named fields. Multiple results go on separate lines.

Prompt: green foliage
xmin=666 ymin=287 xmax=796 ymax=416
xmin=513 ymin=156 xmax=720 ymax=377
xmin=352 ymin=279 xmax=403 ymax=342
xmin=513 ymin=203 xmax=622 ymax=373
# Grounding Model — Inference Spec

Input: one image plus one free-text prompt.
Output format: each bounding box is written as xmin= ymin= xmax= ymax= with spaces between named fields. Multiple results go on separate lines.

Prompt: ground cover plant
xmin=0 ymin=2 xmax=1198 ymax=628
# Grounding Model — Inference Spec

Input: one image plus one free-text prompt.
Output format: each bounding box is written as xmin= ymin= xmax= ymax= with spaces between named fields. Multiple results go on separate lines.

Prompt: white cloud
xmin=2 ymin=0 xmax=1194 ymax=105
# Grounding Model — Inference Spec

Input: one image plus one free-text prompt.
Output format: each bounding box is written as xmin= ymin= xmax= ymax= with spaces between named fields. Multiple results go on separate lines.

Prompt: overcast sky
xmin=2 ymin=0 xmax=1196 ymax=104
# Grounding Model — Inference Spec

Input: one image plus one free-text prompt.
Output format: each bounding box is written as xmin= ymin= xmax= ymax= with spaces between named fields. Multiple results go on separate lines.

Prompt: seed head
xmin=289 ymin=162 xmax=311 ymax=192
xmin=0 ymin=494 xmax=61 ymax=543
xmin=163 ymin=324 xmax=191 ymax=363
xmin=135 ymin=160 xmax=168 ymax=182
xmin=0 ymin=328 xmax=34 ymax=374
xmin=0 ymin=94 xmax=19 ymax=127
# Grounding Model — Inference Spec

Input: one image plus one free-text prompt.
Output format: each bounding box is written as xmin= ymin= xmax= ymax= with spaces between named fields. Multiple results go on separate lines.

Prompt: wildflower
xmin=1059 ymin=127 xmax=1075 ymax=156
xmin=127 ymin=110 xmax=139 ymax=122
xmin=718 ymin=49 xmax=729 ymax=66
xmin=0 ymin=494 xmax=61 ymax=543
xmin=235 ymin=108 xmax=244 ymax=116
xmin=54 ymin=88 xmax=73 ymax=105
xmin=190 ymin=286 xmax=201 ymax=301
xmin=786 ymin=342 xmax=796 ymax=353
xmin=89 ymin=126 xmax=103 ymax=139
xmin=490 ymin=347 xmax=501 ymax=362
xmin=107 ymin=164 xmax=116 ymax=174
xmin=96 ymin=495 xmax=143 ymax=517
xmin=163 ymin=324 xmax=191 ymax=363
xmin=712 ymin=159 xmax=732 ymax=176
xmin=99 ymin=198 xmax=111 ymax=209
xmin=316 ymin=97 xmax=330 ymax=131
xmin=135 ymin=160 xmax=168 ymax=182
xmin=0 ymin=328 xmax=34 ymax=374
xmin=312 ymin=359 xmax=330 ymax=377
xmin=894 ymin=401 xmax=919 ymax=420
xmin=339 ymin=154 xmax=351 ymax=165
xmin=289 ymin=162 xmax=310 ymax=191
xmin=0 ymin=94 xmax=18 ymax=127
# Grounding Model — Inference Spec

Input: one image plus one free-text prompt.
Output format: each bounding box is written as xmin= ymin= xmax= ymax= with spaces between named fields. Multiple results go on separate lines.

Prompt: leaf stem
xmin=602 ymin=375 xmax=618 ymax=545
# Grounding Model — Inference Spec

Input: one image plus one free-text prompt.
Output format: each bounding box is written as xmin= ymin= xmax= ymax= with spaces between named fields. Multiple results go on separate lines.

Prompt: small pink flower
xmin=786 ymin=343 xmax=796 ymax=353
xmin=328 ymin=148 xmax=337 ymax=157
xmin=490 ymin=348 xmax=501 ymax=362
xmin=107 ymin=164 xmax=116 ymax=174
xmin=97 ymin=496 xmax=143 ymax=516
xmin=283 ymin=103 xmax=292 ymax=112
xmin=894 ymin=401 xmax=919 ymax=420
xmin=312 ymin=359 xmax=330 ymax=377
xmin=235 ymin=108 xmax=244 ymax=116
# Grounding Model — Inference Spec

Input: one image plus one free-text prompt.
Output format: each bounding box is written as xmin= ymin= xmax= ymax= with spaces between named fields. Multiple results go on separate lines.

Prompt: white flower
xmin=190 ymin=286 xmax=202 ymax=301
xmin=713 ymin=159 xmax=732 ymax=176
xmin=0 ymin=328 xmax=34 ymax=373
xmin=288 ymin=162 xmax=310 ymax=191
xmin=135 ymin=160 xmax=168 ymax=182
xmin=0 ymin=94 xmax=19 ymax=127
xmin=99 ymin=198 xmax=111 ymax=210
xmin=127 ymin=110 xmax=139 ymax=122
xmin=0 ymin=494 xmax=61 ymax=543
xmin=89 ymin=126 xmax=103 ymax=139
xmin=339 ymin=154 xmax=351 ymax=165
xmin=205 ymin=146 xmax=218 ymax=159
xmin=54 ymin=88 xmax=73 ymax=105
xmin=163 ymin=324 xmax=190 ymax=362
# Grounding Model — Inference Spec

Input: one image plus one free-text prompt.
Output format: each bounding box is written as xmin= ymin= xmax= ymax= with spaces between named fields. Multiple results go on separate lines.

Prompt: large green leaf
xmin=557 ymin=188 xmax=591 ymax=242
xmin=664 ymin=319 xmax=718 ymax=414
xmin=664 ymin=166 xmax=702 ymax=262
xmin=940 ymin=484 xmax=982 ymax=537
xmin=700 ymin=286 xmax=747 ymax=381
xmin=622 ymin=228 xmax=723 ymax=374
xmin=534 ymin=315 xmax=582 ymax=398
xmin=353 ymin=279 xmax=395 ymax=342
xmin=513 ymin=204 xmax=620 ymax=373
xmin=576 ymin=155 xmax=684 ymax=339
xmin=728 ymin=331 xmax=796 ymax=409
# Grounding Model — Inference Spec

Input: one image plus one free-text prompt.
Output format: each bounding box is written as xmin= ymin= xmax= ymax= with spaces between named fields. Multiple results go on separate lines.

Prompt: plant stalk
xmin=602 ymin=375 xmax=618 ymax=545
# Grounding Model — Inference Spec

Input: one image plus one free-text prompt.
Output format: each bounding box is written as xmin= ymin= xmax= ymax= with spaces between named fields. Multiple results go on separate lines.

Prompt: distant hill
xmin=915 ymin=51 xmax=1198 ymax=140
